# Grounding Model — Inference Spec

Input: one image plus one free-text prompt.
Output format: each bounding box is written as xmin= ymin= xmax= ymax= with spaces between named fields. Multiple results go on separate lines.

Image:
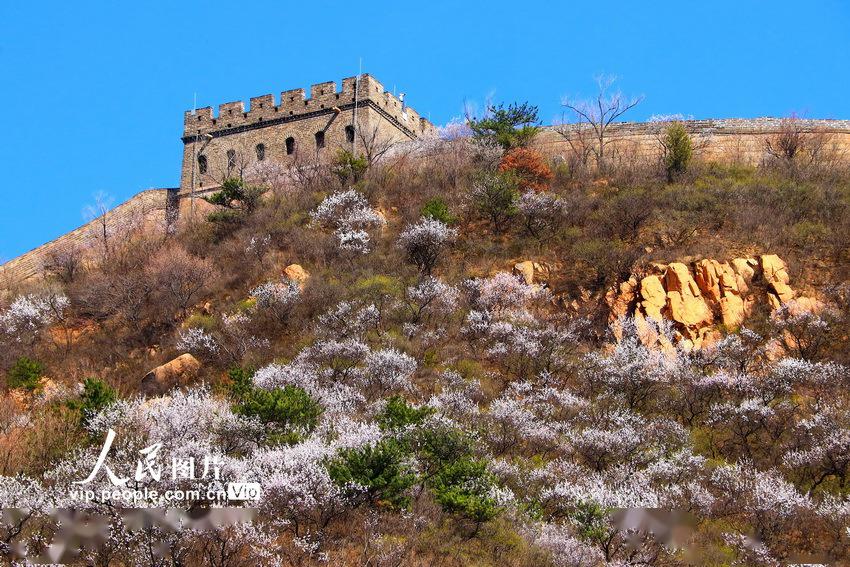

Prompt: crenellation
xmin=310 ymin=81 xmax=337 ymax=99
xmin=218 ymin=100 xmax=245 ymax=117
xmin=341 ymin=76 xmax=357 ymax=94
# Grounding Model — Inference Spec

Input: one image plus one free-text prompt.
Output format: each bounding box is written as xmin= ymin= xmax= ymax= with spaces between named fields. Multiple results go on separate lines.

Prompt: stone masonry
xmin=180 ymin=74 xmax=436 ymax=193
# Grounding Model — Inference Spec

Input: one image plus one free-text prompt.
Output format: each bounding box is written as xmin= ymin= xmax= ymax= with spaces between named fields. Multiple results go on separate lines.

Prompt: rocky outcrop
xmin=760 ymin=254 xmax=795 ymax=308
xmin=606 ymin=254 xmax=814 ymax=349
xmin=665 ymin=262 xmax=714 ymax=337
xmin=283 ymin=264 xmax=310 ymax=288
xmin=512 ymin=261 xmax=550 ymax=286
xmin=141 ymin=353 xmax=200 ymax=395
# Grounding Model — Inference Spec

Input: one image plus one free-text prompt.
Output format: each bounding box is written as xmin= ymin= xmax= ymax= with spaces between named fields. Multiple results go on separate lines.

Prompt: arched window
xmin=197 ymin=154 xmax=208 ymax=174
xmin=226 ymin=149 xmax=236 ymax=170
xmin=255 ymin=143 xmax=266 ymax=161
xmin=345 ymin=125 xmax=355 ymax=143
xmin=285 ymin=137 xmax=296 ymax=155
xmin=315 ymin=131 xmax=325 ymax=150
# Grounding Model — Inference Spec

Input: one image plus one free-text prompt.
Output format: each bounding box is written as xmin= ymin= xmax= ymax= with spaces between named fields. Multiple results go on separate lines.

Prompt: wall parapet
xmin=183 ymin=74 xmax=434 ymax=142
xmin=0 ymin=188 xmax=177 ymax=287
xmin=550 ymin=117 xmax=850 ymax=137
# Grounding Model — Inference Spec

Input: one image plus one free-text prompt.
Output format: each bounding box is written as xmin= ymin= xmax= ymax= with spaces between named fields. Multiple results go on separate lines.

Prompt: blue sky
xmin=1 ymin=0 xmax=849 ymax=260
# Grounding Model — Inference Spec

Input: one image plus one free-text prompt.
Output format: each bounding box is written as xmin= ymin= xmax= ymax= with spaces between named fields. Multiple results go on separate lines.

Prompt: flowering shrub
xmin=250 ymin=279 xmax=300 ymax=321
xmin=0 ymin=292 xmax=68 ymax=342
xmin=396 ymin=217 xmax=457 ymax=275
xmin=310 ymin=190 xmax=385 ymax=254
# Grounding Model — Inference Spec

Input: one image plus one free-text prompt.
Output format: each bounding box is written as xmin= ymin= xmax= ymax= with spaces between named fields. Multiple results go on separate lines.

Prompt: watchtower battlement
xmin=179 ymin=74 xmax=435 ymax=193
xmin=182 ymin=74 xmax=434 ymax=142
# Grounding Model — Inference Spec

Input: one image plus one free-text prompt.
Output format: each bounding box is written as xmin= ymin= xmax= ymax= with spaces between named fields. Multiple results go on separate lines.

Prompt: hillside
xmin=1 ymin=117 xmax=850 ymax=565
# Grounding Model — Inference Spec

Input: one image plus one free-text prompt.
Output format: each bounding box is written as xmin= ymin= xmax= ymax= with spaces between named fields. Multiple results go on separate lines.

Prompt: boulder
xmin=141 ymin=353 xmax=201 ymax=395
xmin=512 ymin=261 xmax=549 ymax=286
xmin=720 ymin=294 xmax=746 ymax=328
xmin=730 ymin=258 xmax=757 ymax=295
xmin=694 ymin=259 xmax=725 ymax=304
xmin=283 ymin=264 xmax=310 ymax=287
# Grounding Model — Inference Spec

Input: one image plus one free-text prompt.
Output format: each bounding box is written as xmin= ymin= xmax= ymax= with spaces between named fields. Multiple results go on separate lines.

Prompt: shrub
xmin=235 ymin=385 xmax=322 ymax=444
xmin=498 ymin=147 xmax=553 ymax=192
xmin=662 ymin=122 xmax=693 ymax=180
xmin=470 ymin=172 xmax=519 ymax=234
xmin=332 ymin=149 xmax=369 ymax=187
xmin=396 ymin=217 xmax=458 ymax=275
xmin=68 ymin=378 xmax=117 ymax=425
xmin=429 ymin=456 xmax=500 ymax=525
xmin=6 ymin=357 xmax=44 ymax=391
xmin=421 ymin=197 xmax=456 ymax=224
xmin=326 ymin=438 xmax=417 ymax=509
xmin=517 ymin=191 xmax=566 ymax=241
xmin=378 ymin=395 xmax=433 ymax=432
xmin=227 ymin=366 xmax=255 ymax=403
xmin=205 ymin=177 xmax=267 ymax=213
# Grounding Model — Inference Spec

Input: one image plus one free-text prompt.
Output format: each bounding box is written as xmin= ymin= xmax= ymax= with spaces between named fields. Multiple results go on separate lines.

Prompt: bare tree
xmin=146 ymin=245 xmax=214 ymax=317
xmin=559 ymin=75 xmax=644 ymax=173
xmin=764 ymin=115 xmax=837 ymax=174
xmin=356 ymin=120 xmax=400 ymax=167
xmin=83 ymin=191 xmax=115 ymax=259
xmin=43 ymin=244 xmax=84 ymax=283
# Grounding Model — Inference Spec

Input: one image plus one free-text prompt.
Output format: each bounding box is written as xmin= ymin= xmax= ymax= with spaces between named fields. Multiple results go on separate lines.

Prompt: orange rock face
xmin=606 ymin=254 xmax=809 ymax=349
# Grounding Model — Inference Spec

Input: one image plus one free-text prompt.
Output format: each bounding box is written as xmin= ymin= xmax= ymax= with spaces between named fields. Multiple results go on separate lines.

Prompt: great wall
xmin=3 ymin=73 xmax=850 ymax=290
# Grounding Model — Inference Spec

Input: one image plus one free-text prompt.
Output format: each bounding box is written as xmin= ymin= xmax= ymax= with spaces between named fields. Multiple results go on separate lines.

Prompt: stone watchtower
xmin=179 ymin=74 xmax=436 ymax=193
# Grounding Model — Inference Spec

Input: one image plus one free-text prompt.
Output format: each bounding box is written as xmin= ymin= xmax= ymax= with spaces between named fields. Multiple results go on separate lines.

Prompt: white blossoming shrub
xmin=396 ymin=217 xmax=457 ymax=275
xmin=250 ymin=279 xmax=300 ymax=321
xmin=0 ymin=292 xmax=69 ymax=342
xmin=310 ymin=190 xmax=385 ymax=254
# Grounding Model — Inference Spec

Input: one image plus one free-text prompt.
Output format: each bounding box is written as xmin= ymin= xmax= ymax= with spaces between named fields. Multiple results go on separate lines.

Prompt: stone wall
xmin=0 ymin=189 xmax=177 ymax=290
xmin=179 ymin=74 xmax=437 ymax=193
xmin=535 ymin=117 xmax=850 ymax=166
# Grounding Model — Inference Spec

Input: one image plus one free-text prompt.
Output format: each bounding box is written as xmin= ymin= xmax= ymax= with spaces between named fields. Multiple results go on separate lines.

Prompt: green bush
xmin=332 ymin=149 xmax=369 ymax=187
xmin=67 ymin=378 xmax=117 ymax=425
xmin=235 ymin=385 xmax=322 ymax=444
xmin=205 ymin=177 xmax=267 ymax=213
xmin=326 ymin=438 xmax=416 ymax=509
xmin=429 ymin=456 xmax=500 ymax=524
xmin=416 ymin=423 xmax=474 ymax=478
xmin=227 ymin=366 xmax=255 ymax=403
xmin=7 ymin=357 xmax=44 ymax=391
xmin=663 ymin=122 xmax=693 ymax=180
xmin=472 ymin=171 xmax=519 ymax=234
xmin=378 ymin=395 xmax=433 ymax=432
xmin=421 ymin=197 xmax=456 ymax=224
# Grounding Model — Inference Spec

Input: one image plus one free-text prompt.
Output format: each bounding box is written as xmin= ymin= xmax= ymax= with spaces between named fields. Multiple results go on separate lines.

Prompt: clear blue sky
xmin=1 ymin=0 xmax=848 ymax=261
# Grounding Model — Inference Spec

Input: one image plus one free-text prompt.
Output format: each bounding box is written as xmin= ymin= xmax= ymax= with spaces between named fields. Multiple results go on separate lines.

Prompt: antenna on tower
xmin=193 ymin=92 xmax=197 ymax=114
xmin=352 ymin=57 xmax=362 ymax=157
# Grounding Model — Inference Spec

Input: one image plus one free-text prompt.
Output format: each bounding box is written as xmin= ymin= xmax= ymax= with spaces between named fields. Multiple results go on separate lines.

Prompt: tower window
xmin=285 ymin=137 xmax=296 ymax=155
xmin=315 ymin=131 xmax=325 ymax=149
xmin=256 ymin=143 xmax=266 ymax=161
xmin=226 ymin=149 xmax=236 ymax=170
xmin=197 ymin=154 xmax=208 ymax=174
xmin=345 ymin=125 xmax=355 ymax=143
